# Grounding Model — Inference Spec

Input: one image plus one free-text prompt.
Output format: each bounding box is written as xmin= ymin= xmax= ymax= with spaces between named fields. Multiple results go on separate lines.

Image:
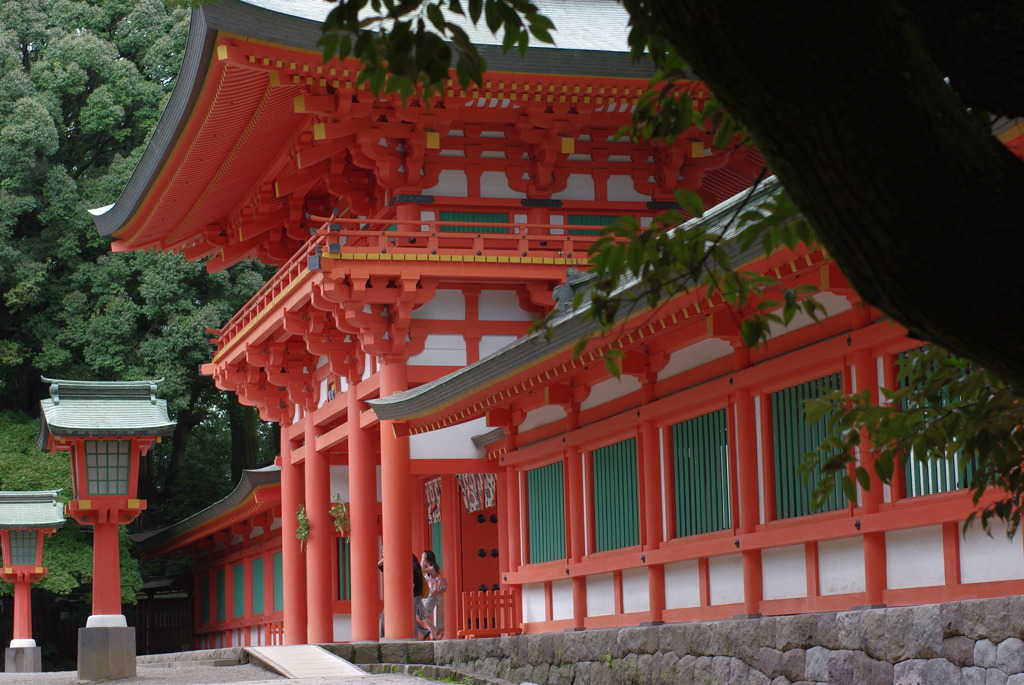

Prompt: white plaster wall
xmin=329 ymin=465 xmax=349 ymax=501
xmin=479 ymin=290 xmax=535 ymax=321
xmin=413 ymin=290 xmax=465 ymax=320
xmin=664 ymin=560 xmax=701 ymax=609
xmin=480 ymin=171 xmax=520 ymax=198
xmin=606 ymin=175 xmax=649 ymax=202
xmin=886 ymin=525 xmax=945 ymax=589
xmin=519 ymin=404 xmax=566 ymax=433
xmin=579 ymin=375 xmax=642 ymax=411
xmin=761 ymin=545 xmax=808 ymax=600
xmin=551 ymin=578 xmax=574 ymax=621
xmin=522 ymin=583 xmax=546 ymax=623
xmin=480 ymin=335 xmax=519 ymax=359
xmin=960 ymin=519 xmax=1024 ymax=584
xmin=818 ymin=537 xmax=866 ymax=596
xmin=622 ymin=567 xmax=651 ymax=614
xmin=425 ymin=169 xmax=467 ymax=196
xmin=550 ymin=174 xmax=595 ymax=202
xmin=409 ymin=334 xmax=467 ymax=366
xmin=410 ymin=417 xmax=488 ymax=460
xmin=656 ymin=338 xmax=733 ymax=382
xmin=708 ymin=554 xmax=744 ymax=606
xmin=586 ymin=573 xmax=615 ymax=616
xmin=333 ymin=615 xmax=352 ymax=642
xmin=765 ymin=292 xmax=852 ymax=340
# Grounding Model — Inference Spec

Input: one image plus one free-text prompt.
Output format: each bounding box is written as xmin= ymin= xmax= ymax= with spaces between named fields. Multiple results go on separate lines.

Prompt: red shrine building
xmin=94 ymin=0 xmax=1024 ymax=649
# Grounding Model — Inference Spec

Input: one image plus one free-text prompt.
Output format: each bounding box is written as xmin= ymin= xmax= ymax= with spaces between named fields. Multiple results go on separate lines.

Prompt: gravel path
xmin=0 ymin=664 xmax=430 ymax=684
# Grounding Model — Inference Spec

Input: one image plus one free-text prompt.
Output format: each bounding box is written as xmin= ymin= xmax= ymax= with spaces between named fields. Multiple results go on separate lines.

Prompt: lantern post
xmin=38 ymin=378 xmax=175 ymax=681
xmin=0 ymin=491 xmax=64 ymax=673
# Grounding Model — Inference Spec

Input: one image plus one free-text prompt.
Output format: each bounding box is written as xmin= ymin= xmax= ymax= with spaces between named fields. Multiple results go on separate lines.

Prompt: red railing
xmin=458 ymin=590 xmax=521 ymax=639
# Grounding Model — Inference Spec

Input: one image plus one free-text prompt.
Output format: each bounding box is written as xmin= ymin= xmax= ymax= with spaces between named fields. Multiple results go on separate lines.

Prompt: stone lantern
xmin=0 ymin=490 xmax=64 ymax=673
xmin=38 ymin=378 xmax=175 ymax=681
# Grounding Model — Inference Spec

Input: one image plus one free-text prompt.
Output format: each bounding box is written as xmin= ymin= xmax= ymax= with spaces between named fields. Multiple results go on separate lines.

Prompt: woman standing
xmin=418 ymin=550 xmax=446 ymax=639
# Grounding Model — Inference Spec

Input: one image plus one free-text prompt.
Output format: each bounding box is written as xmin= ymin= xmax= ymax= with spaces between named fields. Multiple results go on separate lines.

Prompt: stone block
xmin=657 ymin=622 xmax=692 ymax=655
xmin=77 ymin=626 xmax=136 ymax=682
xmin=4 ymin=646 xmax=41 ymax=673
xmin=406 ymin=640 xmax=434 ymax=665
xmin=990 ymin=669 xmax=1011 ymax=685
xmin=378 ymin=641 xmax=408 ymax=664
xmin=945 ymin=636 xmax=977 ymax=667
xmin=999 ymin=638 xmax=1024 ymax=675
xmin=756 ymin=647 xmax=784 ymax=679
xmin=893 ymin=658 xmax=960 ymax=685
xmin=1006 ymin=672 xmax=1024 ymax=685
xmin=617 ymin=626 xmax=658 ymax=656
xmin=776 ymin=614 xmax=819 ymax=652
xmin=959 ymin=597 xmax=1024 ymax=643
xmin=836 ymin=610 xmax=865 ymax=651
xmin=960 ymin=666 xmax=987 ymax=685
xmin=827 ymin=648 xmax=893 ymax=685
xmin=977 ymin=640 xmax=1000 ymax=668
xmin=781 ymin=648 xmax=806 ymax=681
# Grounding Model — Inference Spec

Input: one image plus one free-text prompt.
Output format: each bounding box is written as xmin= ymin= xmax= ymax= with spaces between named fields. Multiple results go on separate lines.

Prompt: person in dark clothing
xmin=377 ymin=548 xmax=430 ymax=639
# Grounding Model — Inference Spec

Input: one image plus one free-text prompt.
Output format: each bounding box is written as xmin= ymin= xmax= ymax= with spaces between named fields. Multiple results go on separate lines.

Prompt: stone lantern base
xmin=77 ymin=618 xmax=136 ymax=682
xmin=5 ymin=640 xmax=41 ymax=673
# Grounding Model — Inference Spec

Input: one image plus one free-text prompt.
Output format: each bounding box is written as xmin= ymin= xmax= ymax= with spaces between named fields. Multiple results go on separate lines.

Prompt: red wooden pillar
xmin=280 ymin=425 xmax=308 ymax=645
xmin=92 ymin=517 xmax=122 ymax=616
xmin=441 ymin=473 xmax=461 ymax=637
xmin=735 ymin=388 xmax=763 ymax=616
xmin=304 ymin=410 xmax=334 ymax=643
xmin=348 ymin=384 xmax=379 ymax=641
xmin=12 ymin=579 xmax=32 ymax=641
xmin=380 ymin=359 xmax=414 ymax=638
xmin=855 ymin=347 xmax=887 ymax=606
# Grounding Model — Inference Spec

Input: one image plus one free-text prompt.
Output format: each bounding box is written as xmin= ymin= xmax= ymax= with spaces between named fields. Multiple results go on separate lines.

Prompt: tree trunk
xmin=658 ymin=2 xmax=1024 ymax=388
xmin=228 ymin=399 xmax=260 ymax=481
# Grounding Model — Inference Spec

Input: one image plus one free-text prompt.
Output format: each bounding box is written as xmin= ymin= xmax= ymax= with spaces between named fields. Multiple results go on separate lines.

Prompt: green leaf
xmin=674 ymin=188 xmax=704 ymax=218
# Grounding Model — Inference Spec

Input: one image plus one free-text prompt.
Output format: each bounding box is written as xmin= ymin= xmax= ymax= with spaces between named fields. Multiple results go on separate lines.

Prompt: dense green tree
xmin=0 ymin=0 xmax=276 ymax=534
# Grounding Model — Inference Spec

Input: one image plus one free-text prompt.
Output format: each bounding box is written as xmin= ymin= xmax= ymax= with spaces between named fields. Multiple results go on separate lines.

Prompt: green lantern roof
xmin=0 ymin=491 xmax=65 ymax=530
xmin=38 ymin=377 xmax=177 ymax=448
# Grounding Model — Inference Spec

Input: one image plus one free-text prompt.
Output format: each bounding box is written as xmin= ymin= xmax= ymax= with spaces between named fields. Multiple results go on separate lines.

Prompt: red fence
xmin=458 ymin=590 xmax=521 ymax=639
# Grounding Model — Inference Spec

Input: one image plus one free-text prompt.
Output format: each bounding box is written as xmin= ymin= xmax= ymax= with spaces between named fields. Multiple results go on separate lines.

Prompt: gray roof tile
xmin=0 ymin=491 xmax=65 ymax=529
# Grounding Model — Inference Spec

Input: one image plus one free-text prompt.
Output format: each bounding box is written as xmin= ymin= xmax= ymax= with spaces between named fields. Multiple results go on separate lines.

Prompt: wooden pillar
xmin=92 ymin=520 xmax=122 ymax=617
xmin=855 ymin=347 xmax=887 ymax=606
xmin=441 ymin=473 xmax=461 ymax=637
xmin=348 ymin=384 xmax=379 ymax=641
xmin=280 ymin=425 xmax=307 ymax=645
xmin=304 ymin=410 xmax=334 ymax=643
xmin=380 ymin=359 xmax=413 ymax=639
xmin=12 ymin=579 xmax=32 ymax=641
xmin=735 ymin=388 xmax=762 ymax=616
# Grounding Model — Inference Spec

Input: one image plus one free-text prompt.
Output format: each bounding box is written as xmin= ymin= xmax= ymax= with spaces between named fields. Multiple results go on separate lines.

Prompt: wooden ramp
xmin=245 ymin=644 xmax=367 ymax=679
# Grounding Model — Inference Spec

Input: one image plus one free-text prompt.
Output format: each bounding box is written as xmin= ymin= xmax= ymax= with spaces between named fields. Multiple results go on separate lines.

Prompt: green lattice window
xmin=273 ymin=552 xmax=283 ymax=612
xmin=252 ymin=558 xmax=265 ymax=615
xmin=673 ymin=409 xmax=731 ymax=537
xmin=440 ymin=211 xmax=508 ymax=233
xmin=772 ymin=373 xmax=845 ymax=519
xmin=527 ymin=461 xmax=565 ymax=563
xmin=430 ymin=520 xmax=443 ymax=569
xmin=568 ymin=214 xmax=619 ymax=236
xmin=8 ymin=531 xmax=37 ymax=566
xmin=337 ymin=538 xmax=351 ymax=601
xmin=232 ymin=563 xmax=244 ymax=618
xmin=84 ymin=440 xmax=131 ymax=496
xmin=593 ymin=438 xmax=640 ymax=552
xmin=899 ymin=347 xmax=977 ymax=497
xmin=216 ymin=568 xmax=226 ymax=622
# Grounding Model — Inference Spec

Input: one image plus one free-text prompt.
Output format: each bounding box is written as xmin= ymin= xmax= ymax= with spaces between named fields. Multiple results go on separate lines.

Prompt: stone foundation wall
xmin=331 ymin=595 xmax=1024 ymax=685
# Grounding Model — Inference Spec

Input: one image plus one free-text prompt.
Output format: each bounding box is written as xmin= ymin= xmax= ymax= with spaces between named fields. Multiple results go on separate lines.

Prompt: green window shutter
xmin=899 ymin=347 xmax=976 ymax=496
xmin=567 ymin=214 xmax=619 ymax=236
xmin=673 ymin=409 xmax=731 ymax=537
xmin=527 ymin=461 xmax=565 ymax=563
xmin=232 ymin=564 xmax=244 ymax=618
xmin=772 ymin=373 xmax=844 ymax=519
xmin=439 ymin=211 xmax=508 ymax=233
xmin=430 ymin=520 xmax=443 ymax=569
xmin=338 ymin=538 xmax=352 ymax=601
xmin=216 ymin=568 xmax=226 ymax=622
xmin=252 ymin=558 xmax=265 ymax=615
xmin=593 ymin=438 xmax=640 ymax=552
xmin=200 ymin=574 xmax=210 ymax=624
xmin=8 ymin=531 xmax=37 ymax=565
xmin=273 ymin=552 xmax=283 ymax=612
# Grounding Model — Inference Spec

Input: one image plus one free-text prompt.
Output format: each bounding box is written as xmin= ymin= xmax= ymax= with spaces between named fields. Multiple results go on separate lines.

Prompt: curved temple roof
xmin=89 ymin=0 xmax=653 ymax=244
xmin=38 ymin=377 xmax=177 ymax=447
xmin=0 ymin=491 xmax=66 ymax=530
